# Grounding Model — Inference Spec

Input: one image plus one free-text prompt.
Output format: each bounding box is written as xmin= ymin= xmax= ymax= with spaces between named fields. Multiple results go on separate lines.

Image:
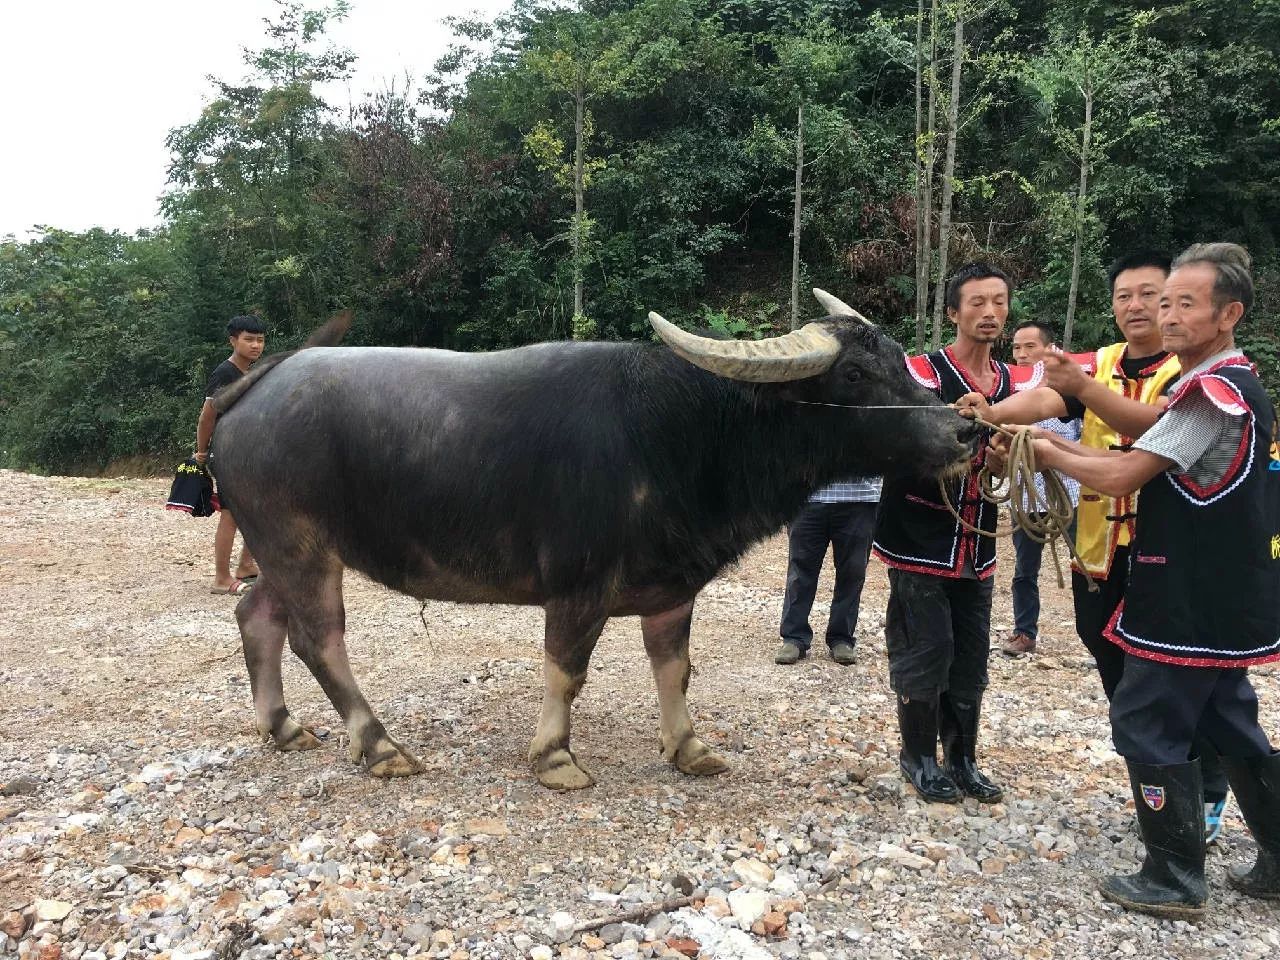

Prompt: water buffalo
xmin=211 ymin=293 xmax=976 ymax=789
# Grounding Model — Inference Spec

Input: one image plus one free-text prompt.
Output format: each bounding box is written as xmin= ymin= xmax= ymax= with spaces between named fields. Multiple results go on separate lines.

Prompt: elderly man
xmin=1024 ymin=243 xmax=1279 ymax=919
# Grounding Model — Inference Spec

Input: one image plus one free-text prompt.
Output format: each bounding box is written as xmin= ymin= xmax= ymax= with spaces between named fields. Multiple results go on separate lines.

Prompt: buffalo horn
xmin=812 ymin=288 xmax=875 ymax=326
xmin=648 ymin=312 xmax=840 ymax=382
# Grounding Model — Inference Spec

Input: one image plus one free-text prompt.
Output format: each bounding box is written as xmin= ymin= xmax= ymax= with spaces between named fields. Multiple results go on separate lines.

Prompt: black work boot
xmin=1222 ymin=751 xmax=1280 ymax=900
xmin=939 ymin=693 xmax=1004 ymax=803
xmin=1100 ymin=759 xmax=1208 ymax=920
xmin=897 ymin=696 xmax=960 ymax=803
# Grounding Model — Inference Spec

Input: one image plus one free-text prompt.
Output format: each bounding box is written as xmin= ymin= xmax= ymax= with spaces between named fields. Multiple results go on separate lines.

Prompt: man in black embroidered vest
xmin=1030 ymin=243 xmax=1280 ymax=919
xmin=873 ymin=263 xmax=1013 ymax=804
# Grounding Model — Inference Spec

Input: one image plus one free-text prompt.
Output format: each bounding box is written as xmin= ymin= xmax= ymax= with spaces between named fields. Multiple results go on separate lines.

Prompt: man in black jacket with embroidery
xmin=1029 ymin=243 xmax=1280 ymax=919
xmin=873 ymin=263 xmax=1013 ymax=804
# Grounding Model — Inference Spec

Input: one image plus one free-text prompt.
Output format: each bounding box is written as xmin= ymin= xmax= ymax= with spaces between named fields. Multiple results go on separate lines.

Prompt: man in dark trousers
xmin=194 ymin=315 xmax=266 ymax=595
xmin=1029 ymin=243 xmax=1279 ymax=919
xmin=873 ymin=262 xmax=1013 ymax=804
xmin=774 ymin=477 xmax=881 ymax=665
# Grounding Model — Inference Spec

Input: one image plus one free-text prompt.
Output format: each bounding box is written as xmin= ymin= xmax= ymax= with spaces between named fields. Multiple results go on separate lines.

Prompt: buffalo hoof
xmin=350 ymin=734 xmax=423 ymax=777
xmin=673 ymin=738 xmax=730 ymax=777
xmin=535 ymin=748 xmax=595 ymax=791
xmin=270 ymin=719 xmax=323 ymax=752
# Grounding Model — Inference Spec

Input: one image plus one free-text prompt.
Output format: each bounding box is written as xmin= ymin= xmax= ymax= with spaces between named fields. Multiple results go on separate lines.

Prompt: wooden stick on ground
xmin=573 ymin=895 xmax=697 ymax=934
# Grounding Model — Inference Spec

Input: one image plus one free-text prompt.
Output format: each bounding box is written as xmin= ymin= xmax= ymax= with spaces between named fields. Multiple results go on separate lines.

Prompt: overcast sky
xmin=0 ymin=0 xmax=512 ymax=239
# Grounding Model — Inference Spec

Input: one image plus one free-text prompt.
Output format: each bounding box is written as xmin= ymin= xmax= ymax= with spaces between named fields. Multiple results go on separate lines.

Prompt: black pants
xmin=1074 ymin=548 xmax=1230 ymax=798
xmin=885 ymin=568 xmax=992 ymax=701
xmin=1111 ymin=654 xmax=1273 ymax=765
xmin=1072 ymin=548 xmax=1130 ymax=698
xmin=779 ymin=501 xmax=876 ymax=651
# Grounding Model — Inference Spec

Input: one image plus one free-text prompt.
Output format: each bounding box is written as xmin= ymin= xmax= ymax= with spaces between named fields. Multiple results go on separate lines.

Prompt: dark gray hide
xmin=213 ymin=318 xmax=975 ymax=788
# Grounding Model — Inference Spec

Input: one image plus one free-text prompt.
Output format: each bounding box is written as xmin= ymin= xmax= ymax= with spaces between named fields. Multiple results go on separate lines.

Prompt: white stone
xmin=876 ymin=842 xmax=933 ymax=871
xmin=547 ymin=911 xmax=576 ymax=943
xmin=727 ymin=886 xmax=770 ymax=927
xmin=731 ymin=857 xmax=774 ymax=886
xmin=529 ymin=946 xmax=553 ymax=960
xmin=769 ymin=873 xmax=800 ymax=896
xmin=34 ymin=899 xmax=73 ymax=922
xmin=353 ymin=831 xmax=382 ymax=851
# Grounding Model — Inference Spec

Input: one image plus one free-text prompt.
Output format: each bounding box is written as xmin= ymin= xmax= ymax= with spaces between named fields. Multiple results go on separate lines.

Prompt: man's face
xmin=1011 ymin=327 xmax=1050 ymax=366
xmin=948 ymin=277 xmax=1009 ymax=345
xmin=230 ymin=331 xmax=266 ymax=363
xmin=1111 ymin=266 xmax=1167 ymax=348
xmin=1158 ymin=264 xmax=1240 ymax=361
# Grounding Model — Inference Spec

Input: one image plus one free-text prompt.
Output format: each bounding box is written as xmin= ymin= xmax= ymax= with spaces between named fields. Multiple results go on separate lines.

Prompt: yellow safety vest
xmin=1074 ymin=342 xmax=1182 ymax=579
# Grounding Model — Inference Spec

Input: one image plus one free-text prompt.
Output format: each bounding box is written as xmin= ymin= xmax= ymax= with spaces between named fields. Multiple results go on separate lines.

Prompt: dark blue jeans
xmin=1011 ymin=512 xmax=1077 ymax=639
xmin=1011 ymin=525 xmax=1045 ymax=638
xmin=779 ymin=501 xmax=877 ymax=651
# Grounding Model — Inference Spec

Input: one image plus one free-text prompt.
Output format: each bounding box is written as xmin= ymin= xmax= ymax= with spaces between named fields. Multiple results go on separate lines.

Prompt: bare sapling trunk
xmin=791 ymin=99 xmax=805 ymax=331
xmin=929 ymin=8 xmax=964 ymax=350
xmin=1063 ymin=77 xmax=1092 ymax=351
xmin=917 ymin=0 xmax=939 ymax=352
xmin=914 ymin=0 xmax=927 ymax=352
xmin=572 ymin=77 xmax=586 ymax=333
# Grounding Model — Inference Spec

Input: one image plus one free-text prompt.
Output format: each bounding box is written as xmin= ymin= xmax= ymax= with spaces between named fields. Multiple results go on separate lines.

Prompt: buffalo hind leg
xmin=236 ymin=576 xmax=322 ymax=752
xmin=643 ymin=602 xmax=728 ymax=777
xmin=282 ymin=561 xmax=422 ymax=778
xmin=528 ymin=601 xmax=607 ymax=790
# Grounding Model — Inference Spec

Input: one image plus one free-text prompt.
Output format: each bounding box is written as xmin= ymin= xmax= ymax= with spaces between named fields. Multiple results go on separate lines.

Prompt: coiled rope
xmin=937 ymin=415 xmax=1096 ymax=593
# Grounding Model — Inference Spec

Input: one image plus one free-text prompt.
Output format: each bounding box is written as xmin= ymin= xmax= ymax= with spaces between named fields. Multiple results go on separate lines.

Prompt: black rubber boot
xmin=1100 ymin=759 xmax=1208 ymax=920
xmin=897 ymin=696 xmax=960 ymax=803
xmin=939 ymin=693 xmax=1004 ymax=803
xmin=1222 ymin=751 xmax=1280 ymax=900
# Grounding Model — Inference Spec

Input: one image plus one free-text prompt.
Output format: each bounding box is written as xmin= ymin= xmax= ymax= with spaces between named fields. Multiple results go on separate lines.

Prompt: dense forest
xmin=2 ymin=0 xmax=1278 ymax=473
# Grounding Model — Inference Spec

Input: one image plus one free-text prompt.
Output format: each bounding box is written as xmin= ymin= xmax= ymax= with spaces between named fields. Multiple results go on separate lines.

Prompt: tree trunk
xmin=572 ymin=77 xmax=586 ymax=334
xmin=916 ymin=0 xmax=939 ymax=353
xmin=791 ymin=98 xmax=805 ymax=331
xmin=929 ymin=7 xmax=964 ymax=350
xmin=1063 ymin=78 xmax=1092 ymax=351
xmin=913 ymin=0 xmax=927 ymax=352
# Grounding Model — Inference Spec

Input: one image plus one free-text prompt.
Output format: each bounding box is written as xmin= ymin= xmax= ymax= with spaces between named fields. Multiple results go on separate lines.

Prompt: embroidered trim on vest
xmin=905 ymin=354 xmax=940 ymax=389
xmin=1105 ymin=602 xmax=1280 ymax=668
xmin=938 ymin=345 xmax=1009 ymax=397
xmin=1161 ymin=359 xmax=1258 ymax=505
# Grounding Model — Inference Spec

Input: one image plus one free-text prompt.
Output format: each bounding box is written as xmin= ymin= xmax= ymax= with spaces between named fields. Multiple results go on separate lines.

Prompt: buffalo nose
xmin=957 ymin=421 xmax=981 ymax=445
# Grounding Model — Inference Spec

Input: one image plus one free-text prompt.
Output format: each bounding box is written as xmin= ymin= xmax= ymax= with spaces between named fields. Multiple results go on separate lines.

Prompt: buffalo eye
xmin=844 ymin=368 xmax=862 ymax=383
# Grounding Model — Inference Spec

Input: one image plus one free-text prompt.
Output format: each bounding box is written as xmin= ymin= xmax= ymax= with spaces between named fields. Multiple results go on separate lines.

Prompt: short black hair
xmin=945 ymin=262 xmax=1013 ymax=312
xmin=1106 ymin=251 xmax=1171 ymax=293
xmin=1014 ymin=320 xmax=1054 ymax=345
xmin=226 ymin=314 xmax=266 ymax=338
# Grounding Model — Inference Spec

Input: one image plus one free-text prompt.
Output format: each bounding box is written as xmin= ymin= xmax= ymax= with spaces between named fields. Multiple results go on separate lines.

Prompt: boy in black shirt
xmin=194 ymin=315 xmax=266 ymax=594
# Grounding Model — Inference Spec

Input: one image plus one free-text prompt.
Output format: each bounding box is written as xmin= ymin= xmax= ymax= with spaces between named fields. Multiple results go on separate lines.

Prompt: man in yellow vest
xmin=958 ymin=252 xmax=1230 ymax=841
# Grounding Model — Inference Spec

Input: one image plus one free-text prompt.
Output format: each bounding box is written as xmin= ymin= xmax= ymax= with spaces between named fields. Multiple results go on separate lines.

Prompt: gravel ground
xmin=0 ymin=468 xmax=1276 ymax=960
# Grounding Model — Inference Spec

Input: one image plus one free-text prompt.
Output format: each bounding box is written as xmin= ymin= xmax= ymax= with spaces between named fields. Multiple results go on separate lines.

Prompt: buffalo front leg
xmin=282 ymin=561 xmax=422 ymax=778
xmin=642 ymin=601 xmax=728 ymax=777
xmin=236 ymin=576 xmax=322 ymax=752
xmin=528 ymin=601 xmax=607 ymax=791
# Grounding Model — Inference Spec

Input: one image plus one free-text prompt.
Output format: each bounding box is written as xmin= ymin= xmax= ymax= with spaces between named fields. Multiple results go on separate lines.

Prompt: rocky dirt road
xmin=0 ymin=469 xmax=1276 ymax=960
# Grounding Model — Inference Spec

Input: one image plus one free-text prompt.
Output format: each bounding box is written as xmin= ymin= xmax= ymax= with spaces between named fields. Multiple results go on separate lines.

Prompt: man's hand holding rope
xmin=947 ymin=395 xmax=1098 ymax=593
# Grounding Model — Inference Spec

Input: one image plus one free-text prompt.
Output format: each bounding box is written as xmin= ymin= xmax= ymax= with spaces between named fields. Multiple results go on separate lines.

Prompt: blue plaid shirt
xmin=809 ymin=477 xmax=882 ymax=503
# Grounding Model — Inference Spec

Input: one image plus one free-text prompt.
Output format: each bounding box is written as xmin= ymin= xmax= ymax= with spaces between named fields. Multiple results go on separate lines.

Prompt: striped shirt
xmin=1022 ymin=415 xmax=1082 ymax=511
xmin=809 ymin=477 xmax=882 ymax=503
xmin=1134 ymin=349 xmax=1248 ymax=488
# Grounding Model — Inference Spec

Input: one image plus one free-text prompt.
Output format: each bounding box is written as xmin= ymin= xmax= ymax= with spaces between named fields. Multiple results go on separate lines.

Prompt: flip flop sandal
xmin=210 ymin=579 xmax=252 ymax=596
xmin=237 ymin=575 xmax=259 ymax=585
